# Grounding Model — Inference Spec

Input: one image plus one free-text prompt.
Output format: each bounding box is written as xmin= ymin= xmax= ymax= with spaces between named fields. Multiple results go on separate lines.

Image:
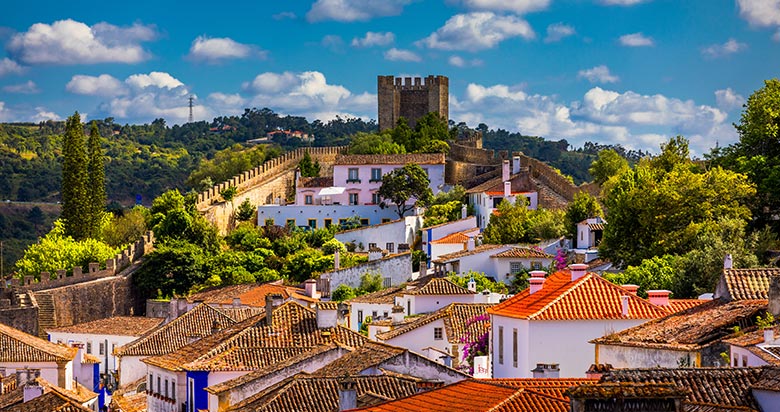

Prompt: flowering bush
xmin=458 ymin=313 xmax=490 ymax=375
xmin=554 ymin=249 xmax=568 ymax=271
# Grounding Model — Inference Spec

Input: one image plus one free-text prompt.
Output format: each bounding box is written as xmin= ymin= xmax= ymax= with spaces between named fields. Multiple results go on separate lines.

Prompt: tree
xmin=588 ymin=149 xmax=629 ymax=185
xmin=133 ymin=240 xmax=209 ymax=298
xmin=565 ymin=192 xmax=603 ymax=241
xmin=61 ymin=112 xmax=89 ymax=240
xmin=102 ymin=206 xmax=148 ymax=248
xmin=483 ymin=199 xmax=567 ymax=244
xmin=298 ymin=150 xmax=321 ymax=177
xmin=346 ymin=132 xmax=406 ymax=155
xmin=235 ymin=198 xmax=255 ymax=222
xmin=424 ymin=201 xmax=463 ymax=227
xmin=378 ymin=163 xmax=433 ymax=219
xmin=86 ymin=121 xmax=106 ymax=239
xmin=447 ymin=270 xmax=507 ymax=294
xmin=603 ymin=255 xmax=680 ymax=297
xmin=331 ymin=284 xmax=357 ymax=302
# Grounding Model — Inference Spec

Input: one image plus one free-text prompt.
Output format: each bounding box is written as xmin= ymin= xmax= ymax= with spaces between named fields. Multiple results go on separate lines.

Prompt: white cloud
xmin=307 ymin=0 xmax=412 ymax=22
xmin=0 ymin=101 xmax=60 ymax=122
xmin=577 ymin=65 xmax=619 ymax=84
xmin=2 ymin=80 xmax=39 ymax=94
xmin=448 ymin=55 xmax=484 ymax=67
xmin=737 ymin=0 xmax=780 ymax=28
xmin=0 ymin=58 xmax=24 ymax=76
xmin=599 ymin=0 xmax=648 ymax=5
xmin=66 ymin=74 xmax=127 ymax=97
xmin=451 ymin=0 xmax=550 ymax=14
xmin=450 ymin=82 xmax=732 ymax=154
xmin=701 ymin=39 xmax=748 ymax=58
xmin=384 ymin=48 xmax=422 ymax=62
xmin=207 ymin=92 xmax=247 ymax=114
xmin=187 ymin=36 xmax=264 ymax=62
xmin=321 ymin=35 xmax=345 ymax=52
xmin=619 ymin=32 xmax=654 ymax=47
xmin=351 ymin=32 xmax=395 ymax=47
xmin=126 ymin=72 xmax=185 ymax=90
xmin=417 ymin=12 xmax=535 ymax=51
xmin=715 ymin=88 xmax=746 ymax=111
xmin=7 ymin=19 xmax=156 ymax=64
xmin=544 ymin=23 xmax=575 ymax=43
xmin=31 ymin=107 xmax=60 ymax=122
xmin=242 ymin=70 xmax=375 ymax=122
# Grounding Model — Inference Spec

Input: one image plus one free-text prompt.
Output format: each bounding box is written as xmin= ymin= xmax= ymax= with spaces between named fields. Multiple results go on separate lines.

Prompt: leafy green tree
xmin=483 ymin=199 xmax=566 ymax=244
xmin=321 ymin=238 xmax=346 ymax=255
xmin=589 ymin=149 xmax=629 ymax=185
xmin=186 ymin=144 xmax=268 ymax=189
xmin=378 ymin=163 xmax=433 ymax=219
xmin=14 ymin=220 xmax=118 ymax=278
xmin=447 ymin=270 xmax=507 ymax=294
xmin=150 ymin=189 xmax=221 ymax=252
xmin=424 ymin=200 xmax=463 ymax=227
xmin=86 ymin=121 xmax=106 ymax=239
xmin=565 ymin=192 xmax=603 ymax=240
xmin=391 ymin=118 xmax=413 ymax=151
xmin=298 ymin=150 xmax=321 ymax=177
xmin=61 ymin=112 xmax=89 ymax=240
xmin=220 ymin=186 xmax=237 ymax=204
xmin=102 ymin=206 xmax=148 ymax=248
xmin=358 ymin=272 xmax=384 ymax=294
xmin=133 ymin=240 xmax=209 ymax=298
xmin=225 ymin=223 xmax=272 ymax=251
xmin=603 ymin=255 xmax=680 ymax=297
xmin=412 ymin=112 xmax=450 ymax=152
xmin=347 ymin=132 xmax=406 ymax=155
xmin=331 ymin=284 xmax=357 ymax=302
xmin=235 ymin=198 xmax=255 ymax=222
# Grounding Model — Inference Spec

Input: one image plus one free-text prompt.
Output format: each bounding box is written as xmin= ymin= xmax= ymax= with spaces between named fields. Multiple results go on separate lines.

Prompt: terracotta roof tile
xmin=115 ymin=303 xmax=256 ymax=357
xmin=229 ymin=374 xmax=424 ymax=412
xmin=311 ymin=342 xmax=405 ymax=377
xmin=347 ymin=276 xmax=436 ymax=304
xmin=334 ymin=153 xmax=445 ymax=166
xmin=432 ymin=244 xmax=509 ymax=263
xmin=683 ymin=402 xmax=758 ymax=412
xmin=299 ymin=176 xmax=334 ymax=188
xmin=566 ymin=382 xmax=689 ymax=399
xmin=488 ymin=271 xmax=669 ymax=321
xmin=143 ymin=301 xmax=367 ymax=372
xmin=490 ymin=247 xmax=554 ymax=259
xmin=0 ymin=377 xmax=96 ymax=411
xmin=750 ymin=367 xmax=780 ymax=391
xmin=430 ymin=229 xmax=479 ymax=245
xmin=0 ymin=322 xmax=77 ymax=363
xmin=720 ymin=268 xmax=780 ymax=300
xmin=377 ymin=303 xmax=492 ymax=343
xmin=465 ymin=172 xmax=536 ymax=195
xmin=110 ymin=391 xmax=147 ymax=412
xmin=405 ymin=278 xmax=474 ymax=296
xmin=591 ymin=299 xmax=767 ymax=350
xmin=48 ymin=316 xmax=164 ymax=336
xmin=2 ymin=391 xmax=92 ymax=412
xmin=600 ymin=367 xmax=766 ymax=410
xmin=187 ymin=281 xmax=310 ymax=307
xmin=668 ymin=299 xmax=708 ymax=313
xmin=487 ymin=378 xmax=597 ymax=400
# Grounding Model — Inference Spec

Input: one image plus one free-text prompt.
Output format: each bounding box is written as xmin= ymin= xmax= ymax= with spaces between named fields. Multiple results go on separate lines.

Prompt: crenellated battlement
xmin=378 ymin=74 xmax=449 ymax=131
xmin=2 ymin=231 xmax=155 ymax=294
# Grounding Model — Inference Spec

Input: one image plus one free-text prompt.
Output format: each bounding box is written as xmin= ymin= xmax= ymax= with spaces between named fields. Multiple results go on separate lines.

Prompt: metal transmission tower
xmin=188 ymin=95 xmax=195 ymax=123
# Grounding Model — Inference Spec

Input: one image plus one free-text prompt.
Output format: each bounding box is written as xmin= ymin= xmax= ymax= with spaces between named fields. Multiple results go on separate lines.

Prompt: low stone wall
xmin=0 ymin=305 xmax=38 ymax=336
xmin=449 ymin=143 xmax=507 ymax=166
xmin=321 ymin=252 xmax=413 ymax=290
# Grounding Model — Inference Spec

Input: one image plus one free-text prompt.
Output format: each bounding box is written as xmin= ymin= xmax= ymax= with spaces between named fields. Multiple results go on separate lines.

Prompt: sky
xmin=0 ymin=0 xmax=778 ymax=155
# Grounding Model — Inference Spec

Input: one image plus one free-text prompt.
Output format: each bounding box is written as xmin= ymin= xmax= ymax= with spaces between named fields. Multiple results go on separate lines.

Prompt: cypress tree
xmin=61 ymin=112 xmax=89 ymax=240
xmin=86 ymin=121 xmax=106 ymax=238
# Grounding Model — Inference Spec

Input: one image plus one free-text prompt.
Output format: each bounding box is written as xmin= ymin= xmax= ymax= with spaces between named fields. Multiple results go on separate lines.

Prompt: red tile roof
xmin=48 ymin=316 xmax=164 ymax=337
xmin=187 ymin=281 xmax=314 ymax=307
xmin=490 ymin=247 xmax=554 ymax=259
xmin=432 ymin=244 xmax=509 ymax=263
xmin=405 ymin=278 xmax=474 ymax=296
xmin=377 ymin=303 xmax=492 ymax=343
xmin=487 ymin=270 xmax=670 ymax=320
xmin=667 ymin=299 xmax=708 ymax=313
xmin=717 ymin=268 xmax=780 ymax=300
xmin=430 ymin=231 xmax=471 ymax=245
xmin=0 ymin=322 xmax=77 ymax=363
xmin=334 ymin=153 xmax=445 ymax=166
xmin=488 ymin=378 xmax=597 ymax=400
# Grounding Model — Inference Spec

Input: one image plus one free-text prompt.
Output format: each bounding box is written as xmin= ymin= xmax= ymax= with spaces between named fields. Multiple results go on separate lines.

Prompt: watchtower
xmin=377 ymin=75 xmax=449 ymax=131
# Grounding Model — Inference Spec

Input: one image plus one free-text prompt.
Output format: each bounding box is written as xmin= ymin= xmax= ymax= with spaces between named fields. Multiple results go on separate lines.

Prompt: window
xmin=492 ymin=197 xmax=503 ymax=208
xmin=286 ymin=218 xmax=295 ymax=227
xmin=742 ymin=355 xmax=748 ymax=367
xmin=149 ymin=374 xmax=153 ymax=392
xmin=384 ymin=277 xmax=391 ymax=288
xmin=305 ymin=195 xmax=313 ymax=205
xmin=381 ymin=218 xmax=391 ymax=223
xmin=531 ymin=262 xmax=543 ymax=270
xmin=347 ymin=168 xmax=360 ymax=183
xmin=368 ymin=242 xmax=377 ymax=249
xmin=157 ymin=377 xmax=161 ymax=395
xmin=372 ymin=311 xmax=378 ymax=319
xmin=513 ymin=328 xmax=518 ymax=368
xmin=171 ymin=380 xmax=176 ymax=401
xmin=358 ymin=310 xmax=363 ymax=324
xmin=188 ymin=378 xmax=195 ymax=412
xmin=86 ymin=342 xmax=92 ymax=354
xmin=733 ymin=355 xmax=738 ymax=367
xmin=99 ymin=342 xmax=105 ymax=355
xmin=165 ymin=379 xmax=169 ymax=398
xmin=360 ymin=218 xmax=369 ymax=226
xmin=407 ymin=300 xmax=411 ymax=316
xmin=308 ymin=219 xmax=317 ymax=229
xmin=324 ymin=219 xmax=332 ymax=227
xmin=498 ymin=326 xmax=504 ymax=365
xmin=383 ymin=312 xmax=389 ymax=318
xmin=510 ymin=262 xmax=523 ymax=275
xmin=349 ymin=193 xmax=359 ymax=205
xmin=371 ymin=168 xmax=382 ymax=182
xmin=372 ymin=193 xmax=381 ymax=204
xmin=386 ymin=243 xmax=394 ymax=253
xmin=434 ymin=327 xmax=443 ymax=340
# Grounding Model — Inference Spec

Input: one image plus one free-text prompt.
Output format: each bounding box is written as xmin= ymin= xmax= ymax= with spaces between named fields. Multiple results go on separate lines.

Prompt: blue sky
xmin=0 ymin=0 xmax=778 ymax=154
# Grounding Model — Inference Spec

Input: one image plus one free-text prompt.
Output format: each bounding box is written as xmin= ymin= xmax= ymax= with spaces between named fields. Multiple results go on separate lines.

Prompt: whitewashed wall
xmin=118 ymin=355 xmax=147 ymax=387
xmin=380 ymin=318 xmax=451 ymax=362
xmin=596 ymin=343 xmax=699 ymax=370
xmin=49 ymin=331 xmax=140 ymax=374
xmin=335 ymin=216 xmax=422 ymax=252
xmin=322 ymin=253 xmax=413 ymax=290
xmin=258 ymin=205 xmax=406 ymax=228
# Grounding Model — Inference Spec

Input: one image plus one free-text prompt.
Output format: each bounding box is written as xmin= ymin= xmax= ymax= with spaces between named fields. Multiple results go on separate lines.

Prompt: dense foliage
xmin=482 ymin=199 xmax=567 ymax=245
xmin=378 ymin=163 xmax=433 ymax=219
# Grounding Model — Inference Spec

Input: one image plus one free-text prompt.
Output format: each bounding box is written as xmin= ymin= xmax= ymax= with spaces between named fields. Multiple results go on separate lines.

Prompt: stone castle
xmin=377 ymin=75 xmax=449 ymax=131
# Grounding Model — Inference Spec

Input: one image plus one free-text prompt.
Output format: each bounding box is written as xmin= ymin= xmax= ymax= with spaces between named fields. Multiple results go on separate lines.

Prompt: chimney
xmin=765 ymin=328 xmax=775 ymax=344
xmin=531 ymin=363 xmax=560 ymax=378
xmin=622 ymin=284 xmax=639 ymax=296
xmin=466 ymin=237 xmax=476 ymax=252
xmin=569 ymin=263 xmax=588 ymax=281
xmin=304 ymin=279 xmax=321 ymax=299
xmin=441 ymin=353 xmax=453 ymax=368
xmin=502 ymin=160 xmax=510 ymax=182
xmin=232 ymin=297 xmax=242 ymax=307
xmin=503 ymin=181 xmax=511 ymax=198
xmin=769 ymin=276 xmax=780 ymax=317
xmin=585 ymin=364 xmax=612 ymax=380
xmin=391 ymin=304 xmax=405 ymax=325
xmin=334 ymin=249 xmax=340 ymax=270
xmin=621 ymin=295 xmax=630 ymax=317
xmin=724 ymin=254 xmax=733 ymax=270
xmin=512 ymin=156 xmax=521 ymax=174
xmin=368 ymin=248 xmax=383 ymax=261
xmin=338 ymin=376 xmax=357 ymax=411
xmin=23 ymin=381 xmax=43 ymax=403
xmin=467 ymin=278 xmax=477 ymax=293
xmin=317 ymin=302 xmax=338 ymax=329
xmin=264 ymin=293 xmax=282 ymax=325
xmin=647 ymin=290 xmax=671 ymax=307
xmin=528 ymin=271 xmax=546 ymax=294
xmin=461 ymin=203 xmax=467 ymax=219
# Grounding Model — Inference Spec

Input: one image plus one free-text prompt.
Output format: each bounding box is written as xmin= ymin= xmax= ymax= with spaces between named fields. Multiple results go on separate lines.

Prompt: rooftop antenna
xmin=188 ymin=95 xmax=195 ymax=123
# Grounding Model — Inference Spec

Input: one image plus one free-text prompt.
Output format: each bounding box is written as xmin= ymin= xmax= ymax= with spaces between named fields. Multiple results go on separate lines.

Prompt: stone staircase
xmin=14 ymin=292 xmax=32 ymax=308
xmin=35 ymin=293 xmax=56 ymax=339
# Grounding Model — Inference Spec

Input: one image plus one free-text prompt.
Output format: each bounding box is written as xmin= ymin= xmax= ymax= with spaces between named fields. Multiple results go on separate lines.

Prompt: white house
xmin=376 ymin=303 xmax=493 ymax=370
xmin=48 ymin=316 xmax=164 ymax=376
xmin=575 ymin=217 xmax=605 ymax=250
xmin=395 ymin=277 xmax=476 ymax=316
xmin=334 ymin=216 xmax=422 ymax=253
xmin=467 ymin=158 xmax=538 ymax=230
xmin=725 ymin=326 xmax=780 ymax=367
xmin=488 ymin=265 xmax=670 ymax=378
xmin=258 ymin=204 xmax=404 ymax=230
xmin=432 ymin=244 xmax=555 ymax=285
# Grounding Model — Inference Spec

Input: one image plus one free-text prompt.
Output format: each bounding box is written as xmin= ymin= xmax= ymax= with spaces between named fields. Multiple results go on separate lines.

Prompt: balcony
xmin=346 ymin=179 xmax=361 ymax=184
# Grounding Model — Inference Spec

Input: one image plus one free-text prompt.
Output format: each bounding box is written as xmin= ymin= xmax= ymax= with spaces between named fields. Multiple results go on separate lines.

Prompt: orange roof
xmin=668 ymin=299 xmax=707 ymax=313
xmin=347 ymin=379 xmax=568 ymax=412
xmin=487 ymin=270 xmax=670 ymax=320
xmin=485 ymin=191 xmax=535 ymax=196
xmin=488 ymin=378 xmax=597 ymax=400
xmin=431 ymin=231 xmax=472 ymax=245
xmin=188 ymin=282 xmax=314 ymax=307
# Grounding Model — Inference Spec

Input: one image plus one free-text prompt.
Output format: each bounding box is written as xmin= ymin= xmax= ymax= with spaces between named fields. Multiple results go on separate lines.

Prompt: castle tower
xmin=377 ymin=75 xmax=449 ymax=131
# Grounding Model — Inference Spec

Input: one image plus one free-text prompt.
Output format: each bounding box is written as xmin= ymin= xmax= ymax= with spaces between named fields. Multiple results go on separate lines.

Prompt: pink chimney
xmin=529 ymin=270 xmax=547 ymax=294
xmin=647 ymin=290 xmax=671 ymax=307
